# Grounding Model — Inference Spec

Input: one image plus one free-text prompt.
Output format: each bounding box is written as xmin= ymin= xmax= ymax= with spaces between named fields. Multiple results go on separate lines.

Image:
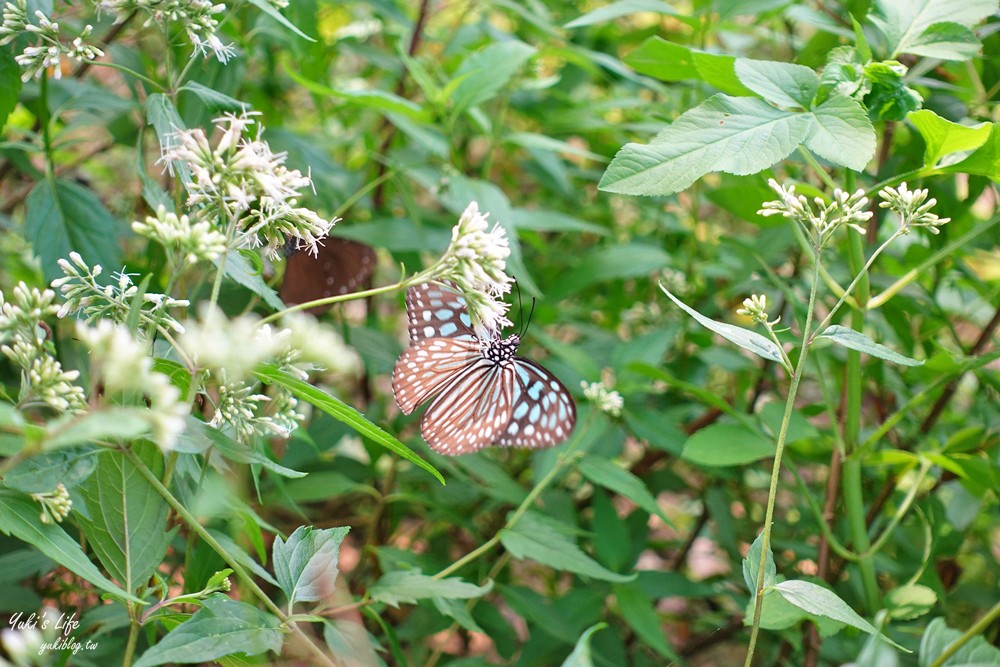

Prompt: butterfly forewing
xmin=391 ymin=337 xmax=481 ymax=414
xmin=405 ymin=281 xmax=476 ymax=343
xmin=421 ymin=361 xmax=517 ymax=455
xmin=493 ymin=358 xmax=576 ymax=448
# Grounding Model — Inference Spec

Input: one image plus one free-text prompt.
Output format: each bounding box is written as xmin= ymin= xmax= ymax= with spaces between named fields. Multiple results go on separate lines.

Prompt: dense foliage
xmin=0 ymin=1 xmax=998 ymax=666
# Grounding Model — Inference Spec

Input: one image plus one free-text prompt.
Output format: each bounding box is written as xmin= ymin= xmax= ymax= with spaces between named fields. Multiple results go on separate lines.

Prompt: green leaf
xmin=561 ymin=623 xmax=608 ymax=667
xmin=919 ymin=617 xmax=1000 ymax=666
xmin=624 ymin=37 xmax=698 ymax=82
xmin=869 ymin=0 xmax=995 ymax=59
xmin=577 ymin=456 xmax=671 ymax=526
xmin=941 ymin=123 xmax=1000 ymax=180
xmin=145 ymin=94 xmax=190 ymax=184
xmin=908 ymin=109 xmax=992 ymax=167
xmin=199 ymin=422 xmax=306 ymax=479
xmin=2 ymin=447 xmax=98 ymax=493
xmin=272 ymin=525 xmax=349 ymax=605
xmin=659 ymin=284 xmax=784 ymax=363
xmin=133 ymin=595 xmax=283 ymax=667
xmin=905 ymin=22 xmax=982 ymax=60
xmin=369 ymin=570 xmax=492 ymax=608
xmin=692 ymin=51 xmax=756 ymax=96
xmin=500 ymin=511 xmax=635 ymax=583
xmin=152 ymin=358 xmax=192 ymax=398
xmin=77 ymin=443 xmax=173 ymax=594
xmin=774 ymin=580 xmax=908 ymax=651
xmin=0 ymin=48 xmax=22 ymax=130
xmin=136 ymin=131 xmax=172 ymax=212
xmin=433 ymin=597 xmax=484 ymax=633
xmin=180 ymin=82 xmax=247 ymax=112
xmin=246 ymin=0 xmax=315 ymax=41
xmin=552 ymin=243 xmax=671 ymax=296
xmin=254 ymin=365 xmax=444 ymax=485
xmin=450 ymin=41 xmax=537 ymax=115
xmin=742 ymin=531 xmax=776 ymax=592
xmin=509 ymin=208 xmax=609 ymax=235
xmin=806 ymin=95 xmax=877 ymax=171
xmin=819 ymin=325 xmax=924 ymax=367
xmin=0 ymin=491 xmax=140 ymax=603
xmin=285 ymin=67 xmax=428 ymax=121
xmin=217 ymin=251 xmax=286 ymax=311
xmin=599 ymin=94 xmax=812 ymax=196
xmin=863 ymin=62 xmax=923 ymax=122
xmin=734 ymin=59 xmax=818 ymax=108
xmin=43 ymin=408 xmax=151 ymax=450
xmin=565 ymin=0 xmax=675 ymax=28
xmin=24 ymin=179 xmax=123 ymax=283
xmin=613 ymin=584 xmax=678 ymax=659
xmin=885 ymin=583 xmax=937 ymax=621
xmin=682 ymin=422 xmax=774 ymax=467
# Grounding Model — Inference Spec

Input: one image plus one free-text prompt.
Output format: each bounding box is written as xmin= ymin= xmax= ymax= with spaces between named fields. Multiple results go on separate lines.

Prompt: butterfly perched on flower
xmin=280 ymin=238 xmax=376 ymax=314
xmin=392 ymin=281 xmax=576 ymax=455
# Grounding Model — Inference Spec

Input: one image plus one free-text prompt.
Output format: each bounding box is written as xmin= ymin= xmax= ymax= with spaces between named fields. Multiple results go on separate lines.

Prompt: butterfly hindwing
xmin=280 ymin=238 xmax=376 ymax=314
xmin=405 ymin=281 xmax=477 ymax=343
xmin=493 ymin=358 xmax=576 ymax=448
xmin=421 ymin=361 xmax=517 ymax=455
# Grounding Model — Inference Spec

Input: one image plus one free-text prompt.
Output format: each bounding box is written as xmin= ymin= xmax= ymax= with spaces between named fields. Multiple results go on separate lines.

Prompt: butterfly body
xmin=392 ymin=282 xmax=575 ymax=455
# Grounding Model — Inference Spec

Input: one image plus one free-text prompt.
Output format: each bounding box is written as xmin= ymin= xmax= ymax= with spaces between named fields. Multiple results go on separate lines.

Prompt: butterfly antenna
xmin=522 ymin=297 xmax=537 ymax=337
xmin=514 ymin=281 xmax=524 ymax=336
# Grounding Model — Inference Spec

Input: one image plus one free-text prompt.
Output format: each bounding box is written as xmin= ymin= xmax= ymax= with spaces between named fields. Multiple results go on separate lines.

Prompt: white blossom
xmin=581 ymin=381 xmax=624 ymax=418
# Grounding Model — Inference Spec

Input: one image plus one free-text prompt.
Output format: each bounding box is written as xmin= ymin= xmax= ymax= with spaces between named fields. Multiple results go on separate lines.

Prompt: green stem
xmin=928 ymin=600 xmax=1000 ymax=667
xmin=259 ymin=280 xmax=409 ymax=325
xmin=744 ymin=261 xmax=821 ymax=667
xmin=124 ymin=448 xmax=336 ymax=667
xmin=123 ymin=608 xmax=140 ymax=667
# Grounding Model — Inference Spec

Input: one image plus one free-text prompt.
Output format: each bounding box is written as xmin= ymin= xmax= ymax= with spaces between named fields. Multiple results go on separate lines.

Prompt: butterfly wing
xmin=492 ymin=358 xmax=576 ymax=448
xmin=420 ymin=360 xmax=517 ymax=455
xmin=280 ymin=238 xmax=376 ymax=314
xmin=391 ymin=337 xmax=481 ymax=414
xmin=404 ymin=281 xmax=477 ymax=343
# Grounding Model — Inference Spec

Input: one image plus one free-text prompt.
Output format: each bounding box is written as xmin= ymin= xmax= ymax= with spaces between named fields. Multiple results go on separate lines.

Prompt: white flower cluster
xmin=581 ymin=381 xmax=624 ymax=417
xmin=758 ymin=179 xmax=873 ymax=248
xmin=0 ymin=0 xmax=105 ymax=81
xmin=878 ymin=183 xmax=951 ymax=234
xmin=160 ymin=111 xmax=335 ymax=258
xmin=96 ymin=0 xmax=234 ymax=62
xmin=52 ymin=252 xmax=188 ymax=336
xmin=77 ymin=320 xmax=189 ymax=450
xmin=133 ymin=206 xmax=228 ymax=266
xmin=422 ymin=202 xmax=515 ymax=332
xmin=0 ymin=283 xmax=86 ymax=413
xmin=31 ymin=483 xmax=72 ymax=524
xmin=209 ymin=374 xmax=303 ymax=442
xmin=737 ymin=293 xmax=770 ymax=326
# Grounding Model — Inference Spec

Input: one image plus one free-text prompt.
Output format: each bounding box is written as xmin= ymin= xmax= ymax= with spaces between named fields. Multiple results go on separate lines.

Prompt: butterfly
xmin=391 ymin=281 xmax=576 ymax=455
xmin=280 ymin=238 xmax=377 ymax=314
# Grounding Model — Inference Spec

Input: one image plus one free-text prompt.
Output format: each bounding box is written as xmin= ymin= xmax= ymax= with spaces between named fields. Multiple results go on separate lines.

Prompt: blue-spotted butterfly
xmin=391 ymin=281 xmax=576 ymax=455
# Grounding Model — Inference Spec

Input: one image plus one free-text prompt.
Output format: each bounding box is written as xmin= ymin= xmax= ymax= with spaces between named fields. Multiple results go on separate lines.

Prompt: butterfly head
xmin=482 ymin=333 xmax=520 ymax=364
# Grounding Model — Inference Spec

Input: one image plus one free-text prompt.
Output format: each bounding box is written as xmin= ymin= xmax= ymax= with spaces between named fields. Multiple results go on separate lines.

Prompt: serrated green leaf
xmin=905 ymin=22 xmax=982 ymax=60
xmin=819 ymin=325 xmax=923 ymax=366
xmin=599 ymin=95 xmax=812 ymax=196
xmin=272 ymin=525 xmax=349 ymax=604
xmin=2 ymin=447 xmax=98 ymax=493
xmin=774 ymin=580 xmax=908 ymax=651
xmin=24 ymin=179 xmax=123 ymax=283
xmin=133 ymin=595 xmax=282 ymax=667
xmin=577 ymin=456 xmax=671 ymax=526
xmin=908 ymin=109 xmax=992 ymax=167
xmin=43 ymin=408 xmax=151 ymax=450
xmin=806 ymin=95 xmax=876 ymax=171
xmin=561 ymin=623 xmax=608 ymax=667
xmin=0 ymin=491 xmax=139 ymax=603
xmin=216 ymin=251 xmax=286 ymax=311
xmin=863 ymin=62 xmax=923 ymax=122
xmin=369 ymin=570 xmax=492 ymax=608
xmin=869 ymin=0 xmax=995 ymax=59
xmin=613 ymin=584 xmax=677 ymax=659
xmin=734 ymin=58 xmax=818 ymax=108
xmin=941 ymin=123 xmax=1000 ymax=180
xmin=77 ymin=443 xmax=173 ymax=594
xmin=450 ymin=41 xmax=537 ymax=115
xmin=623 ymin=37 xmax=698 ymax=81
xmin=433 ymin=597 xmax=484 ymax=633
xmin=254 ymin=365 xmax=444 ymax=485
xmin=500 ymin=511 xmax=635 ymax=583
xmin=659 ymin=284 xmax=784 ymax=362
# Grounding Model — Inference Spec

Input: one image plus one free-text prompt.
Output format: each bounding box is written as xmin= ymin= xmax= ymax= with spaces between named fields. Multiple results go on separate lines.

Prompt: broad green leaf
xmin=908 ymin=109 xmax=992 ymax=167
xmin=919 ymin=617 xmax=1000 ymax=667
xmin=774 ymin=580 xmax=908 ymax=651
xmin=145 ymin=94 xmax=190 ymax=183
xmin=500 ymin=511 xmax=635 ymax=583
xmin=591 ymin=489 xmax=631 ymax=571
xmin=2 ymin=446 xmax=98 ymax=493
xmin=692 ymin=51 xmax=756 ymax=96
xmin=577 ymin=456 xmax=671 ymax=526
xmin=217 ymin=251 xmax=286 ymax=311
xmin=0 ymin=49 xmax=21 ymax=130
xmin=565 ymin=0 xmax=674 ymax=28
xmin=624 ymin=37 xmax=698 ymax=81
xmin=199 ymin=422 xmax=306 ymax=479
xmin=323 ymin=619 xmax=381 ymax=665
xmin=136 ymin=131 xmax=172 ymax=212
xmin=369 ymin=570 xmax=492 ymax=608
xmin=659 ymin=284 xmax=784 ymax=363
xmin=0 ymin=492 xmax=139 ymax=603
xmin=133 ymin=595 xmax=282 ymax=667
xmin=504 ymin=132 xmax=607 ymax=162
xmin=682 ymin=423 xmax=773 ymax=467
xmin=863 ymin=62 xmax=923 ymax=122
xmin=561 ymin=623 xmax=607 ymax=667
xmin=254 ymin=365 xmax=444 ymax=485
xmin=941 ymin=123 xmax=1000 ymax=181
xmin=819 ymin=325 xmax=923 ymax=366
xmin=152 ymin=358 xmax=192 ymax=398
xmin=285 ymin=67 xmax=428 ymax=121
xmin=885 ymin=584 xmax=937 ymax=621
xmin=742 ymin=531 xmax=776 ymax=592
xmin=552 ymin=243 xmax=670 ymax=296
xmin=43 ymin=408 xmax=151 ymax=450
xmin=450 ymin=41 xmax=537 ymax=115
xmin=77 ymin=443 xmax=173 ymax=594
xmin=433 ymin=597 xmax=484 ymax=633
xmin=246 ymin=0 xmax=315 ymax=41
xmin=599 ymin=95 xmax=812 ymax=196
xmin=734 ymin=59 xmax=818 ymax=109
xmin=180 ymin=82 xmax=246 ymax=111
xmin=806 ymin=95 xmax=877 ymax=171
xmin=209 ymin=531 xmax=278 ymax=587
xmin=869 ymin=0 xmax=995 ymax=59
xmin=272 ymin=525 xmax=349 ymax=605
xmin=509 ymin=208 xmax=609 ymax=235
xmin=613 ymin=584 xmax=678 ymax=659
xmin=24 ymin=179 xmax=123 ymax=282
xmin=904 ymin=22 xmax=982 ymax=60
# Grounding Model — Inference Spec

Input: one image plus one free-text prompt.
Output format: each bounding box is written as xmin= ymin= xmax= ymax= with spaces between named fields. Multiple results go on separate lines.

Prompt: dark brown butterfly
xmin=279 ymin=238 xmax=377 ymax=314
